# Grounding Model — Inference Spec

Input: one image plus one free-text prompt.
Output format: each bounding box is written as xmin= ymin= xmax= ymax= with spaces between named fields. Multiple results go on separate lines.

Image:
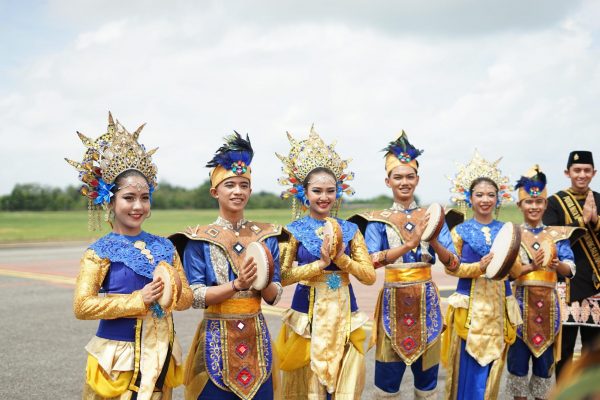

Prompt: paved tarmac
xmin=0 ymin=242 xmax=569 ymax=399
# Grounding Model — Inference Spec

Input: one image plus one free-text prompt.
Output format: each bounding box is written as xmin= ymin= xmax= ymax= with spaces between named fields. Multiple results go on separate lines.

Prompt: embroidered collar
xmin=523 ymin=222 xmax=545 ymax=230
xmin=286 ymin=216 xmax=358 ymax=258
xmin=89 ymin=231 xmax=173 ymax=279
xmin=390 ymin=201 xmax=418 ymax=211
xmin=456 ymin=218 xmax=504 ymax=258
xmin=214 ymin=216 xmax=248 ymax=230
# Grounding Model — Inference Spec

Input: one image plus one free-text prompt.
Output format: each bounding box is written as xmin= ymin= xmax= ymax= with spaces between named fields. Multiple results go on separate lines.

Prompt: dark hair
xmin=469 ymin=177 xmax=498 ymax=193
xmin=111 ymin=169 xmax=150 ymax=194
xmin=302 ymin=167 xmax=337 ymax=190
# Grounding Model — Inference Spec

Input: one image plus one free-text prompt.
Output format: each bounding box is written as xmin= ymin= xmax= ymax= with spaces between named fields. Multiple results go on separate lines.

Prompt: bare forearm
xmin=204 ymin=281 xmax=237 ymax=306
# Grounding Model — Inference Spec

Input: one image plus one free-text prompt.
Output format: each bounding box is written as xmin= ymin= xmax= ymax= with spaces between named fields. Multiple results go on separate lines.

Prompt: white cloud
xmin=1 ymin=0 xmax=599 ymax=205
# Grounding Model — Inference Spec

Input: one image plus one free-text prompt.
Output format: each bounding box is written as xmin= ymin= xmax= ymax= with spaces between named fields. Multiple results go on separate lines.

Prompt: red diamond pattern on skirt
xmin=535 ymin=300 xmax=544 ymax=309
xmin=402 ymin=337 xmax=416 ymax=352
xmin=532 ymin=333 xmax=544 ymax=346
xmin=403 ymin=315 xmax=415 ymax=327
xmin=237 ymin=368 xmax=253 ymax=387
xmin=236 ymin=343 xmax=249 ymax=358
xmin=534 ymin=315 xmax=543 ymax=324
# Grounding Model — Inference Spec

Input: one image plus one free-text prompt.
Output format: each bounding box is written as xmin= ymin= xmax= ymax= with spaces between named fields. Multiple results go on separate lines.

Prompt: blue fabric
xmin=507 ymin=337 xmax=554 ymax=378
xmin=286 ymin=216 xmax=358 ymax=259
xmin=455 ymin=219 xmax=504 ymax=260
xmin=198 ymin=375 xmax=273 ymax=400
xmin=381 ymin=283 xmax=442 ymax=344
xmin=364 ymin=217 xmax=456 ymax=264
xmin=89 ymin=231 xmax=173 ymax=279
xmin=182 ymin=236 xmax=281 ymax=287
xmin=290 ymin=282 xmax=359 ymax=313
xmin=374 ymin=359 xmax=438 ymax=393
xmin=97 ymin=318 xmax=137 ymax=342
xmin=456 ymin=339 xmax=492 ymax=400
xmin=204 ymin=314 xmax=273 ymax=391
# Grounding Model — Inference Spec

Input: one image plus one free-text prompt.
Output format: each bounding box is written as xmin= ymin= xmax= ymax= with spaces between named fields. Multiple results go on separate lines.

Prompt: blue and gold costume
xmin=276 ymin=217 xmax=375 ymax=399
xmin=506 ymin=166 xmax=577 ymax=399
xmin=442 ymin=151 xmax=522 ymax=400
xmin=75 ymin=232 xmax=193 ymax=400
xmin=274 ymin=127 xmax=375 ymax=399
xmin=359 ymin=202 xmax=455 ymax=399
xmin=68 ymin=114 xmax=193 ymax=400
xmin=170 ymin=132 xmax=285 ymax=400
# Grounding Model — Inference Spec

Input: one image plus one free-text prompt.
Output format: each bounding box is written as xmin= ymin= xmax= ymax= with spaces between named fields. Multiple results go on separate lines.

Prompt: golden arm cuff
xmin=172 ymin=251 xmax=193 ymax=311
xmin=333 ymin=230 xmax=376 ymax=285
xmin=280 ymin=236 xmax=323 ymax=286
xmin=74 ymin=249 xmax=147 ymax=320
xmin=445 ymin=229 xmax=484 ymax=278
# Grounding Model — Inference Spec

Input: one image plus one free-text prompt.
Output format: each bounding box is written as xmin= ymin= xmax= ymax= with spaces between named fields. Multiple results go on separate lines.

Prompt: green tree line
xmin=0 ymin=182 xmax=394 ymax=211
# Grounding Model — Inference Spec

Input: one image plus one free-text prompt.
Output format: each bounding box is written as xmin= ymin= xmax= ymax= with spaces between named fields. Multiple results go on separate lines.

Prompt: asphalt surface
xmin=0 ymin=243 xmax=568 ymax=399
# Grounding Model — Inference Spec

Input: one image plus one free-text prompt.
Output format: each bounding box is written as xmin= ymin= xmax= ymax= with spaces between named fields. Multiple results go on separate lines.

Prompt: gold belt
xmin=300 ymin=271 xmax=350 ymax=287
xmin=205 ymin=297 xmax=262 ymax=319
xmin=385 ymin=263 xmax=432 ymax=283
xmin=516 ymin=270 xmax=557 ymax=286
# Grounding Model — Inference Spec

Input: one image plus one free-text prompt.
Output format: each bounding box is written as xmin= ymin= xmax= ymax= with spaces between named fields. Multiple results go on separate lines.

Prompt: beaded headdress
xmin=65 ymin=112 xmax=158 ymax=230
xmin=206 ymin=132 xmax=253 ymax=189
xmin=449 ymin=149 xmax=514 ymax=215
xmin=276 ymin=126 xmax=355 ymax=218
xmin=515 ymin=164 xmax=547 ymax=202
xmin=383 ymin=130 xmax=423 ymax=174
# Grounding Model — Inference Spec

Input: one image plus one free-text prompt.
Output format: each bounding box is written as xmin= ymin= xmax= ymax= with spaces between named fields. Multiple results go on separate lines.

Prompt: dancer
xmin=507 ymin=165 xmax=577 ymax=400
xmin=441 ymin=151 xmax=523 ymax=400
xmin=170 ymin=132 xmax=285 ymax=400
xmin=274 ymin=127 xmax=376 ymax=399
xmin=69 ymin=113 xmax=193 ymax=400
xmin=350 ymin=131 xmax=459 ymax=399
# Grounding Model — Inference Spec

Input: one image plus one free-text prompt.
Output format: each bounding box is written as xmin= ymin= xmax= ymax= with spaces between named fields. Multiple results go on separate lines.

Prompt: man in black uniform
xmin=543 ymin=150 xmax=600 ymax=378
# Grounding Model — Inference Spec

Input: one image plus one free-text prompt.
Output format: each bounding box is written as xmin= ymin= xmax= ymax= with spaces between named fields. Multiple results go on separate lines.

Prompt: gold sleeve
xmin=279 ymin=236 xmax=323 ymax=287
xmin=73 ymin=249 xmax=147 ymax=320
xmin=445 ymin=229 xmax=484 ymax=278
xmin=172 ymin=251 xmax=193 ymax=311
xmin=334 ymin=230 xmax=376 ymax=285
xmin=508 ymin=256 xmax=524 ymax=280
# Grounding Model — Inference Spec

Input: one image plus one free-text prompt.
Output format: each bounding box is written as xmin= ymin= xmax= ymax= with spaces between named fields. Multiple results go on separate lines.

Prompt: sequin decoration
xmin=327 ymin=273 xmax=342 ymax=290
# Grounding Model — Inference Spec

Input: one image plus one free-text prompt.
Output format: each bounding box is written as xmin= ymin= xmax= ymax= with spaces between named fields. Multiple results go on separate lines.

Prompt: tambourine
xmin=421 ymin=203 xmax=445 ymax=242
xmin=486 ymin=222 xmax=522 ymax=280
xmin=323 ymin=217 xmax=344 ymax=258
xmin=540 ymin=241 xmax=558 ymax=268
xmin=246 ymin=241 xmax=275 ymax=291
xmin=153 ymin=261 xmax=178 ymax=311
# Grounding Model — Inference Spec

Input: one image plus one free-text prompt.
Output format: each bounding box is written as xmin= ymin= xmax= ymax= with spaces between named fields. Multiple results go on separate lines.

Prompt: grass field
xmin=0 ymin=206 xmax=524 ymax=244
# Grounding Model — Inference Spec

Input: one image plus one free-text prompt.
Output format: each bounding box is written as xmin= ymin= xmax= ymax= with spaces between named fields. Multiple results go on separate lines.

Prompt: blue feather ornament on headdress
xmin=515 ymin=166 xmax=547 ymax=197
xmin=206 ymin=131 xmax=254 ymax=174
xmin=383 ymin=130 xmax=423 ymax=163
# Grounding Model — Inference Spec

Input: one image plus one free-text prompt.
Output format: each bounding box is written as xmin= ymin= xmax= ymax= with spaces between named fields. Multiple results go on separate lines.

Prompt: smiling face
xmin=565 ymin=163 xmax=596 ymax=193
xmin=470 ymin=181 xmax=498 ymax=220
xmin=110 ymin=174 xmax=151 ymax=235
xmin=305 ymin=171 xmax=337 ymax=219
xmin=210 ymin=176 xmax=251 ymax=214
xmin=519 ymin=197 xmax=547 ymax=226
xmin=386 ymin=164 xmax=419 ymax=204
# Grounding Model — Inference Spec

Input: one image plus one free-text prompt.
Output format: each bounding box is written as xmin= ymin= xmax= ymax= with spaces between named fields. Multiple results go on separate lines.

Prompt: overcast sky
xmin=1 ymin=0 xmax=599 ymax=204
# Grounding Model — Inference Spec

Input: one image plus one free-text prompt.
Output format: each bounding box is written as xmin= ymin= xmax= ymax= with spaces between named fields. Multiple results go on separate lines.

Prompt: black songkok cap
xmin=567 ymin=151 xmax=594 ymax=169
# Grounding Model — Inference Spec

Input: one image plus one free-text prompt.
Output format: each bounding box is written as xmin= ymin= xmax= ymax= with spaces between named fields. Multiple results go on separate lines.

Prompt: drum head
xmin=540 ymin=241 xmax=556 ymax=268
xmin=486 ymin=222 xmax=521 ymax=280
xmin=422 ymin=203 xmax=444 ymax=242
xmin=153 ymin=263 xmax=174 ymax=309
xmin=247 ymin=242 xmax=274 ymax=291
xmin=323 ymin=218 xmax=343 ymax=258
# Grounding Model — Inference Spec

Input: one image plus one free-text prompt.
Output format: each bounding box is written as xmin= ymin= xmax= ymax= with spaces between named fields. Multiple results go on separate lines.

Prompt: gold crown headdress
xmin=449 ymin=149 xmax=514 ymax=215
xmin=276 ymin=126 xmax=355 ymax=219
xmin=65 ymin=112 xmax=158 ymax=230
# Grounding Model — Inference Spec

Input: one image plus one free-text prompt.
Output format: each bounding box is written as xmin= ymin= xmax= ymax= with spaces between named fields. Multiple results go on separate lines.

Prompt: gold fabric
xmin=301 ymin=271 xmax=350 ymax=286
xmin=209 ymin=165 xmax=251 ymax=189
xmin=205 ymin=296 xmax=261 ymax=315
xmin=278 ymin=327 xmax=366 ymax=400
xmin=333 ymin=230 xmax=376 ymax=285
xmin=384 ymin=265 xmax=431 ymax=283
xmin=385 ymin=153 xmax=418 ymax=174
xmin=517 ymin=270 xmax=558 ymax=284
xmin=279 ymin=237 xmax=322 ymax=286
